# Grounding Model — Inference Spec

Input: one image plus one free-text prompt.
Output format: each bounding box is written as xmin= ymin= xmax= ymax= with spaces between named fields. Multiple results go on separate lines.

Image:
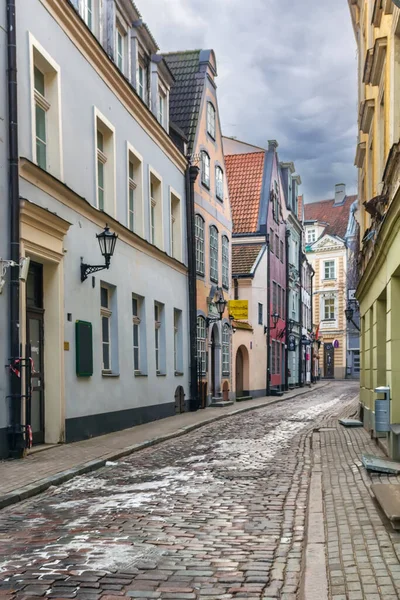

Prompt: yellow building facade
xmin=349 ymin=1 xmax=400 ymax=456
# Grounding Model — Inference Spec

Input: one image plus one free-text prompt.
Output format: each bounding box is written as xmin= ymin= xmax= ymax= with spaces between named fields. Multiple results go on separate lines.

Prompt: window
xmin=277 ymin=285 xmax=281 ymax=318
xmin=307 ymin=229 xmax=316 ymax=244
xmin=127 ymin=147 xmax=144 ymax=236
xmin=222 ymin=324 xmax=230 ymax=375
xmin=324 ymin=297 xmax=335 ymax=320
xmin=271 ymin=341 xmax=276 ymax=375
xmin=101 ymin=286 xmax=112 ymax=372
xmin=216 ymin=167 xmax=224 ymax=200
xmin=154 ymin=302 xmax=165 ymax=374
xmin=31 ymin=37 xmax=62 ymax=178
xmin=210 ymin=226 xmax=219 ymax=282
xmin=132 ymin=296 xmax=141 ymax=372
xmin=82 ymin=0 xmax=93 ymax=30
xmin=116 ymin=27 xmax=124 ymax=72
xmin=174 ymin=309 xmax=183 ymax=373
xmin=158 ymin=88 xmax=166 ymax=127
xmin=195 ymin=215 xmax=205 ymax=275
xmin=277 ymin=342 xmax=281 ymax=375
xmin=138 ymin=61 xmax=147 ymax=101
xmin=207 ymin=102 xmax=216 ymax=139
xmin=273 ymin=282 xmax=277 ymax=314
xmin=197 ymin=316 xmax=206 ymax=375
xmin=95 ymin=109 xmax=115 ymax=215
xmin=324 ymin=260 xmax=336 ymax=280
xmin=149 ymin=170 xmax=163 ymax=248
xmin=270 ymin=229 xmax=274 ymax=254
xmin=201 ymin=151 xmax=210 ymax=188
xmin=273 ymin=181 xmax=280 ymax=223
xmin=280 ymin=240 xmax=284 ymax=263
xmin=170 ymin=192 xmax=182 ymax=260
xmin=222 ymin=235 xmax=229 ymax=289
xmin=281 ymin=287 xmax=285 ymax=320
xmin=275 ymin=234 xmax=280 ymax=257
xmin=258 ymin=303 xmax=263 ymax=325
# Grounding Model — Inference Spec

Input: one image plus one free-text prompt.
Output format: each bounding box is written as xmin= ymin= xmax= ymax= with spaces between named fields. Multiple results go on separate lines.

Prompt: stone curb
xmin=0 ymin=382 xmax=330 ymax=511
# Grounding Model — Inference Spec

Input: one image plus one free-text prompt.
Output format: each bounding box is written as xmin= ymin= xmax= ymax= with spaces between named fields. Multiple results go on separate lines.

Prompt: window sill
xmin=222 ymin=284 xmax=229 ymax=291
xmin=323 ymin=278 xmax=337 ymax=282
xmin=102 ymin=372 xmax=120 ymax=378
xmin=207 ymin=132 xmax=216 ymax=142
xmin=196 ymin=270 xmax=205 ymax=278
xmin=157 ymin=372 xmax=167 ymax=377
xmin=210 ymin=277 xmax=218 ymax=284
xmin=175 ymin=371 xmax=184 ymax=377
xmin=222 ymin=372 xmax=230 ymax=377
xmin=134 ymin=371 xmax=148 ymax=377
xmin=201 ymin=182 xmax=210 ymax=191
xmin=216 ymin=196 xmax=223 ymax=202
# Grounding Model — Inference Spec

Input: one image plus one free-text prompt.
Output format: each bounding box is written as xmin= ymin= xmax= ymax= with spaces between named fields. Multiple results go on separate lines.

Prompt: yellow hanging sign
xmin=229 ymin=300 xmax=249 ymax=320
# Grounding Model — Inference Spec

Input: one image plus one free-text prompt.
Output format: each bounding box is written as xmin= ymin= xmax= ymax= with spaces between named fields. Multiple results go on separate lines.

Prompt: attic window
xmin=307 ymin=229 xmax=316 ymax=244
xmin=207 ymin=102 xmax=216 ymax=139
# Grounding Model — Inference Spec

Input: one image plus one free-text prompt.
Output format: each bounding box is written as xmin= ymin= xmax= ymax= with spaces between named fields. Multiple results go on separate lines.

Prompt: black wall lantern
xmin=288 ymin=318 xmax=295 ymax=333
xmin=206 ymin=289 xmax=228 ymax=328
xmin=264 ymin=312 xmax=280 ymax=335
xmin=81 ymin=225 xmax=118 ymax=282
xmin=345 ymin=300 xmax=360 ymax=332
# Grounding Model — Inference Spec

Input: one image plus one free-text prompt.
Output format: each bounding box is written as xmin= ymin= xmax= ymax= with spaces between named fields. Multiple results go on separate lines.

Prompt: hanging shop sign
xmin=288 ymin=334 xmax=296 ymax=351
xmin=228 ymin=300 xmax=249 ymax=320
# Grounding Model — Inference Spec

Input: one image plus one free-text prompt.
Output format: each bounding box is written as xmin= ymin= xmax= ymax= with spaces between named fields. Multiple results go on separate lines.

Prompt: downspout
xmin=298 ymin=244 xmax=303 ymax=387
xmin=310 ymin=268 xmax=315 ymax=384
xmin=185 ymin=164 xmax=199 ymax=411
xmin=266 ymin=232 xmax=271 ymax=396
xmin=7 ymin=0 xmax=23 ymax=457
xmin=285 ymin=230 xmax=290 ymax=392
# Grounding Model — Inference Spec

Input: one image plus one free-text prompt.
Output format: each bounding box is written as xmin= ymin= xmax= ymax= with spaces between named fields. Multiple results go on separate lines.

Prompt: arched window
xmin=207 ymin=102 xmax=216 ymax=139
xmin=222 ymin=324 xmax=230 ymax=375
xmin=216 ymin=166 xmax=224 ymax=200
xmin=195 ymin=214 xmax=205 ymax=275
xmin=222 ymin=235 xmax=229 ymax=289
xmin=197 ymin=316 xmax=207 ymax=375
xmin=201 ymin=151 xmax=210 ymax=188
xmin=210 ymin=225 xmax=218 ymax=282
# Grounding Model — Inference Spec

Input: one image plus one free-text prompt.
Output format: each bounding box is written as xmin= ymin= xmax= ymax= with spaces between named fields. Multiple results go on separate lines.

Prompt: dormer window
xmin=116 ymin=28 xmax=124 ymax=72
xmin=201 ymin=151 xmax=210 ymax=188
xmin=138 ymin=61 xmax=147 ymax=102
xmin=82 ymin=0 xmax=93 ymax=30
xmin=307 ymin=228 xmax=316 ymax=244
xmin=158 ymin=89 xmax=166 ymax=127
xmin=207 ymin=102 xmax=216 ymax=139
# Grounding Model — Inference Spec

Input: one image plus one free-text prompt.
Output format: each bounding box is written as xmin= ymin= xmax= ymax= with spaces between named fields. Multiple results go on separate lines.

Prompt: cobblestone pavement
xmin=0 ymin=383 xmax=357 ymax=600
xmin=319 ymin=405 xmax=400 ymax=599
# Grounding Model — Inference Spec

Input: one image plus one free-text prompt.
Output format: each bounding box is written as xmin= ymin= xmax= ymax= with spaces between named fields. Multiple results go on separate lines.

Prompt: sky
xmin=141 ymin=0 xmax=358 ymax=203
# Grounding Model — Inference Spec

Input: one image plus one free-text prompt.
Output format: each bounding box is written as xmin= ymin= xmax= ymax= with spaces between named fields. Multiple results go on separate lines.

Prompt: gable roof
xmin=304 ymin=195 xmax=357 ymax=240
xmin=225 ymin=152 xmax=265 ymax=234
xmin=163 ymin=51 xmax=203 ymax=153
xmin=232 ymin=244 xmax=265 ymax=275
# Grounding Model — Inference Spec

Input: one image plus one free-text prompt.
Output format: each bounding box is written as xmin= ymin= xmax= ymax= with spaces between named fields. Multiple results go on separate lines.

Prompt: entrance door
xmin=236 ymin=348 xmax=244 ymax=396
xmin=324 ymin=343 xmax=335 ymax=379
xmin=26 ymin=263 xmax=45 ymax=445
xmin=211 ymin=328 xmax=216 ymax=397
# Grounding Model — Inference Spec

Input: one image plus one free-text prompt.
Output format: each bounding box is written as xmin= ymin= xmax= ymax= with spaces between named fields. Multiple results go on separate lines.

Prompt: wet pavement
xmin=0 ymin=382 xmax=358 ymax=600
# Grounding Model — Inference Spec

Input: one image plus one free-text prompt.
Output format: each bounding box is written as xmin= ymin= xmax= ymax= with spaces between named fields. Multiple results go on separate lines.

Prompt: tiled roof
xmin=163 ymin=51 xmax=203 ymax=153
xmin=232 ymin=244 xmax=264 ymax=275
xmin=304 ymin=195 xmax=357 ymax=240
xmin=225 ymin=152 xmax=265 ymax=234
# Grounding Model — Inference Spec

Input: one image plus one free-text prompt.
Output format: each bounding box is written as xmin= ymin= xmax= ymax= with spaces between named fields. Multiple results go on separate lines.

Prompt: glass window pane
xmin=132 ymin=297 xmax=138 ymax=316
xmin=36 ymin=139 xmax=46 ymax=170
xmin=35 ymin=105 xmax=46 ymax=142
xmin=103 ymin=343 xmax=110 ymax=370
xmin=102 ymin=316 xmax=109 ymax=342
xmin=134 ymin=347 xmax=139 ymax=370
xmin=97 ymin=130 xmax=104 ymax=152
xmin=129 ymin=161 xmax=134 ymax=180
xmin=133 ymin=324 xmax=139 ymax=346
xmin=101 ymin=287 xmax=108 ymax=308
xmin=34 ymin=67 xmax=45 ymax=95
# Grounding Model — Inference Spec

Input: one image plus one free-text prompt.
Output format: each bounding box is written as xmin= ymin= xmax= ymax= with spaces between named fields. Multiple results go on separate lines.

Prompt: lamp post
xmin=345 ymin=300 xmax=360 ymax=331
xmin=81 ymin=225 xmax=118 ymax=282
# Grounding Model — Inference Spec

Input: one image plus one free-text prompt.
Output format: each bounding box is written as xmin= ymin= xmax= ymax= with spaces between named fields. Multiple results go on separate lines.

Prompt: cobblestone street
xmin=1 ymin=382 xmax=391 ymax=600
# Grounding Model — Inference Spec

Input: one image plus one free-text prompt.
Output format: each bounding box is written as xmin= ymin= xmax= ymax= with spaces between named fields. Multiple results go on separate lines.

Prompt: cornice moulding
xmin=370 ymin=37 xmax=388 ymax=86
xmin=359 ymin=99 xmax=375 ymax=133
xmin=355 ymin=141 xmax=367 ymax=167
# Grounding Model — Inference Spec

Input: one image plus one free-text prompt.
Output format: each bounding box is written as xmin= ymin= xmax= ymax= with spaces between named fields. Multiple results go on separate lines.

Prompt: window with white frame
xmin=170 ymin=192 xmax=181 ymax=261
xmin=132 ymin=295 xmax=141 ymax=372
xmin=127 ymin=147 xmax=143 ymax=236
xmin=197 ymin=316 xmax=206 ymax=375
xmin=210 ymin=226 xmax=219 ymax=283
xmin=101 ymin=286 xmax=112 ymax=372
xmin=116 ymin=27 xmax=125 ymax=72
xmin=158 ymin=88 xmax=166 ymax=127
xmin=201 ymin=151 xmax=210 ymax=188
xmin=150 ymin=171 xmax=162 ymax=248
xmin=95 ymin=111 xmax=115 ymax=215
xmin=82 ymin=0 xmax=93 ymax=30
xmin=222 ymin=324 xmax=230 ymax=375
xmin=31 ymin=38 xmax=62 ymax=178
xmin=137 ymin=59 xmax=147 ymax=102
xmin=216 ymin=166 xmax=224 ymax=200
xmin=222 ymin=235 xmax=229 ymax=289
xmin=174 ymin=309 xmax=183 ymax=373
xmin=154 ymin=302 xmax=162 ymax=373
xmin=324 ymin=260 xmax=336 ymax=280
xmin=195 ymin=214 xmax=205 ymax=275
xmin=207 ymin=102 xmax=216 ymax=139
xmin=258 ymin=303 xmax=263 ymax=325
xmin=324 ymin=297 xmax=335 ymax=320
xmin=307 ymin=228 xmax=316 ymax=244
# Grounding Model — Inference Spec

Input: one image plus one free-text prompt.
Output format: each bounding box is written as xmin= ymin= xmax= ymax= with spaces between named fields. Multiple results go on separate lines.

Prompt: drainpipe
xmin=266 ymin=233 xmax=271 ymax=396
xmin=310 ymin=267 xmax=315 ymax=384
xmin=298 ymin=243 xmax=304 ymax=387
xmin=285 ymin=230 xmax=290 ymax=392
xmin=7 ymin=0 xmax=23 ymax=457
xmin=185 ymin=164 xmax=199 ymax=411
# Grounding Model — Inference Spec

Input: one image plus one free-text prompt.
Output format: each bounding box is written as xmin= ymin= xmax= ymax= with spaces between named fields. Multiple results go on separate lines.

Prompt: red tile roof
xmin=225 ymin=152 xmax=265 ymax=234
xmin=304 ymin=195 xmax=357 ymax=240
xmin=232 ymin=244 xmax=264 ymax=275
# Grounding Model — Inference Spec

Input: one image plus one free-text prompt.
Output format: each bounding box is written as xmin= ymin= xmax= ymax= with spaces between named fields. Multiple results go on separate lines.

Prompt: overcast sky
xmin=142 ymin=0 xmax=358 ymax=203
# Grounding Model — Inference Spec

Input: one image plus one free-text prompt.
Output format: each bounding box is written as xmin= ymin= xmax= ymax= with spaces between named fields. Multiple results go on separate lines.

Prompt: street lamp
xmin=206 ymin=289 xmax=227 ymax=327
xmin=264 ymin=312 xmax=280 ymax=335
xmin=81 ymin=225 xmax=118 ymax=282
xmin=288 ymin=318 xmax=295 ymax=333
xmin=345 ymin=301 xmax=360 ymax=332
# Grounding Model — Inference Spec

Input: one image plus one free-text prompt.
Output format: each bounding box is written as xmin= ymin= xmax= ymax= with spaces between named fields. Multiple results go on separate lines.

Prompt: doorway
xmin=26 ymin=262 xmax=45 ymax=445
xmin=211 ymin=326 xmax=216 ymax=397
xmin=236 ymin=347 xmax=244 ymax=396
xmin=324 ymin=343 xmax=335 ymax=379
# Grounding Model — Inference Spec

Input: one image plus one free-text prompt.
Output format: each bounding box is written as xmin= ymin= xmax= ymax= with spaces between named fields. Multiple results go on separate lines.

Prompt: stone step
xmin=236 ymin=396 xmax=253 ymax=402
xmin=371 ymin=483 xmax=400 ymax=530
xmin=209 ymin=400 xmax=234 ymax=408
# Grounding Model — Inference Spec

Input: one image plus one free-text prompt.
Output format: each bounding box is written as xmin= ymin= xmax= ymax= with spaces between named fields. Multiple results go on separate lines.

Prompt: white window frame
xmin=158 ymin=84 xmax=167 ymax=127
xmin=324 ymin=260 xmax=336 ymax=280
xmin=127 ymin=143 xmax=144 ymax=236
xmin=307 ymin=228 xmax=316 ymax=244
xmin=137 ymin=52 xmax=147 ymax=102
xmin=210 ymin=225 xmax=219 ymax=283
xmin=197 ymin=316 xmax=207 ymax=375
xmin=207 ymin=101 xmax=216 ymax=139
xmin=195 ymin=214 xmax=205 ymax=275
xmin=170 ymin=188 xmax=182 ymax=261
xmin=94 ymin=108 xmax=116 ymax=216
xmin=116 ymin=26 xmax=125 ymax=73
xmin=201 ymin=151 xmax=210 ymax=188
xmin=216 ymin=166 xmax=224 ymax=201
xmin=101 ymin=286 xmax=112 ymax=373
xmin=222 ymin=235 xmax=229 ymax=289
xmin=323 ymin=297 xmax=336 ymax=320
xmin=149 ymin=167 xmax=163 ymax=249
xmin=155 ymin=303 xmax=160 ymax=373
xmin=82 ymin=0 xmax=93 ymax=30
xmin=173 ymin=308 xmax=183 ymax=374
xmin=132 ymin=295 xmax=141 ymax=372
xmin=222 ymin=324 xmax=230 ymax=375
xmin=97 ymin=129 xmax=106 ymax=211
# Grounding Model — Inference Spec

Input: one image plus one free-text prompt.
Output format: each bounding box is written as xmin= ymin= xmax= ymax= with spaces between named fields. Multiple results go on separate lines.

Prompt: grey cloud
xmin=143 ymin=0 xmax=358 ymax=202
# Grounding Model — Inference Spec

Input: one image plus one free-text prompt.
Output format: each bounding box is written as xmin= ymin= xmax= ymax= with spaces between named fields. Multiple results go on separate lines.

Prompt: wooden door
xmin=324 ymin=344 xmax=335 ymax=379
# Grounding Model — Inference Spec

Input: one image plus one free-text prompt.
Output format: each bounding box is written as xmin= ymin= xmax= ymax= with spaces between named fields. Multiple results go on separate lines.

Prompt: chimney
xmin=268 ymin=140 xmax=279 ymax=151
xmin=334 ymin=183 xmax=346 ymax=205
